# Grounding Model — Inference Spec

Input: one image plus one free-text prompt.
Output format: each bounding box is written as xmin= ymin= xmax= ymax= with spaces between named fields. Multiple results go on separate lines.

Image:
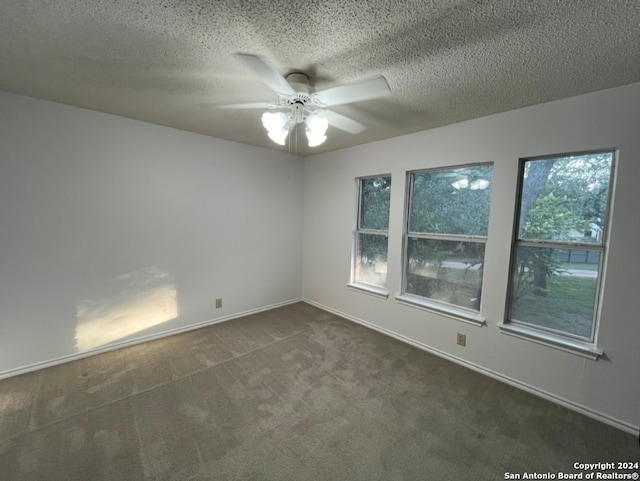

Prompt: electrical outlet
xmin=456 ymin=333 xmax=466 ymax=347
xmin=215 ymin=298 xmax=222 ymax=309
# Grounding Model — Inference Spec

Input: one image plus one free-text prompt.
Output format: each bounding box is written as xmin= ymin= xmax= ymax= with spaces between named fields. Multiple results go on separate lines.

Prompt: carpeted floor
xmin=0 ymin=302 xmax=638 ymax=480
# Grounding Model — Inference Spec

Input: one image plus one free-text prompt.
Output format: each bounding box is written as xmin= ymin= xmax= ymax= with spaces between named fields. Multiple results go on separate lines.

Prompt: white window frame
xmin=348 ymin=174 xmax=391 ymax=298
xmin=396 ymin=163 xmax=493 ymax=326
xmin=500 ymin=149 xmax=616 ymax=360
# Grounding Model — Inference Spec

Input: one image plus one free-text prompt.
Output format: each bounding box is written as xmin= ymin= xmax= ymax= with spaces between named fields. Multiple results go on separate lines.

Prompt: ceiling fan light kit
xmin=261 ymin=111 xmax=289 ymax=145
xmin=305 ymin=114 xmax=328 ymax=147
xmin=260 ymin=99 xmax=329 ymax=147
xmin=227 ymin=53 xmax=392 ymax=148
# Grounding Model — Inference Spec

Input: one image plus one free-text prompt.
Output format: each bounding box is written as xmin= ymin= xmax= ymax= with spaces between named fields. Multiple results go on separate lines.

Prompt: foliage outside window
xmin=507 ymin=151 xmax=614 ymax=342
xmin=352 ymin=175 xmax=391 ymax=289
xmin=403 ymin=164 xmax=493 ymax=312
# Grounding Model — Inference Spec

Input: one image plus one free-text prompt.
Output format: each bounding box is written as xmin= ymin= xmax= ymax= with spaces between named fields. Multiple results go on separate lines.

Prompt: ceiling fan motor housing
xmin=280 ymin=72 xmax=317 ymax=123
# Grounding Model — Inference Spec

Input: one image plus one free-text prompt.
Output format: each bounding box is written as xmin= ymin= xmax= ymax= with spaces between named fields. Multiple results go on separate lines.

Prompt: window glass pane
xmin=519 ymin=153 xmax=613 ymax=244
xmin=510 ymin=246 xmax=600 ymax=339
xmin=406 ymin=238 xmax=485 ymax=310
xmin=409 ymin=165 xmax=493 ymax=236
xmin=359 ymin=176 xmax=391 ymax=230
xmin=355 ymin=233 xmax=389 ymax=287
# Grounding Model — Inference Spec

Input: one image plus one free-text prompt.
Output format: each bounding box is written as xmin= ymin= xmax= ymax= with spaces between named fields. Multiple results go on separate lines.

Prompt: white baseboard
xmin=302 ymin=298 xmax=639 ymax=436
xmin=0 ymin=298 xmax=303 ymax=381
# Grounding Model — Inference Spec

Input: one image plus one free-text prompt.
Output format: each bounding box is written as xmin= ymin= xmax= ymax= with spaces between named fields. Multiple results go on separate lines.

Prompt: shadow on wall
xmin=74 ymin=265 xmax=178 ymax=352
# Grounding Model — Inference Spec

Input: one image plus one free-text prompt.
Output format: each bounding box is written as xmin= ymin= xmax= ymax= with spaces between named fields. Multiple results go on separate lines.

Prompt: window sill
xmin=395 ymin=294 xmax=485 ymax=326
xmin=498 ymin=323 xmax=603 ymax=360
xmin=347 ymin=283 xmax=389 ymax=299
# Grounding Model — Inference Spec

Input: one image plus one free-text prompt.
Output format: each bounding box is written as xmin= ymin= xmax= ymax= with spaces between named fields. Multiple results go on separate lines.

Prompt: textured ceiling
xmin=1 ymin=0 xmax=639 ymax=156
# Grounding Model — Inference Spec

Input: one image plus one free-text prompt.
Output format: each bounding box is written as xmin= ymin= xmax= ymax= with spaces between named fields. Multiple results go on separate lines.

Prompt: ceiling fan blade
xmin=234 ymin=53 xmax=295 ymax=95
xmin=213 ymin=101 xmax=279 ymax=110
xmin=314 ymin=76 xmax=391 ymax=107
xmin=323 ymin=110 xmax=366 ymax=134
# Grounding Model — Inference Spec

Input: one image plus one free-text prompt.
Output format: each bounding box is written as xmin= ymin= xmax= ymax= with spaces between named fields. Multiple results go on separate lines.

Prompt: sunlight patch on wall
xmin=75 ymin=266 xmax=177 ymax=352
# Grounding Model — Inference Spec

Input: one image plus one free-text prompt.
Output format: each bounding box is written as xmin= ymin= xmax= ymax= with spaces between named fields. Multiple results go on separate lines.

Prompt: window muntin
xmin=353 ymin=175 xmax=391 ymax=288
xmin=403 ymin=164 xmax=493 ymax=312
xmin=507 ymin=151 xmax=614 ymax=342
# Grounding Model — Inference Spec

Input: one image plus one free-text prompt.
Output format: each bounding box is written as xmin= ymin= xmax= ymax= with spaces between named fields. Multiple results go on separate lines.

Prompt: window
xmin=506 ymin=151 xmax=615 ymax=348
xmin=399 ymin=164 xmax=493 ymax=319
xmin=350 ymin=175 xmax=391 ymax=294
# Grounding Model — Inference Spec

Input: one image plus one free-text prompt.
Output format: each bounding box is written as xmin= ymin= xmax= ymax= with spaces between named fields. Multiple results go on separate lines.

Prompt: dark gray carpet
xmin=0 ymin=302 xmax=638 ymax=480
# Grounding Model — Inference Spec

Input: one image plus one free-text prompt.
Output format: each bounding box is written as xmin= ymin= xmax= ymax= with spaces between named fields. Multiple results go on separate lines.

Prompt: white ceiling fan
xmin=221 ymin=53 xmax=392 ymax=147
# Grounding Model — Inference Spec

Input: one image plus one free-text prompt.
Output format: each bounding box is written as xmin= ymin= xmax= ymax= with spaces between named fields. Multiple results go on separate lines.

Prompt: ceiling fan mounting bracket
xmin=285 ymin=72 xmax=310 ymax=91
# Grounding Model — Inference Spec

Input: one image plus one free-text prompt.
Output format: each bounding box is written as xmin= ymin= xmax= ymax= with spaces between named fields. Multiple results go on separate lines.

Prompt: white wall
xmin=0 ymin=92 xmax=303 ymax=375
xmin=302 ymin=82 xmax=640 ymax=432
